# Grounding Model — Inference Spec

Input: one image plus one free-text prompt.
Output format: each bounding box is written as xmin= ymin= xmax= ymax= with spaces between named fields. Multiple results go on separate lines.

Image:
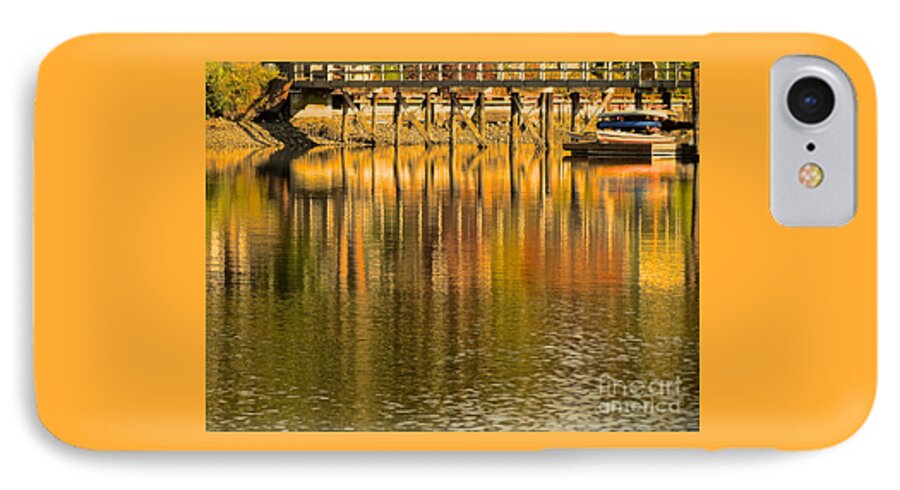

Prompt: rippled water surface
xmin=206 ymin=144 xmax=699 ymax=431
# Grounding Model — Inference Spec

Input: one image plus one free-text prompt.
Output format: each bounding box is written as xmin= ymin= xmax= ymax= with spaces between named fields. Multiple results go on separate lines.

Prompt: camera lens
xmin=788 ymin=77 xmax=835 ymax=124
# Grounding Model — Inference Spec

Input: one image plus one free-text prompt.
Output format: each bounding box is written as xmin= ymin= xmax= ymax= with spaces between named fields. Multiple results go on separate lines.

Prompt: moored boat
xmin=596 ymin=130 xmax=676 ymax=144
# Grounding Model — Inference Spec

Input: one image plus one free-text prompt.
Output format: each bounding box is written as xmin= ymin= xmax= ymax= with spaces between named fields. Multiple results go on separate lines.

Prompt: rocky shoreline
xmin=292 ymin=117 xmax=552 ymax=147
xmin=205 ymin=118 xmax=313 ymax=151
xmin=207 ymin=116 xmax=557 ymax=151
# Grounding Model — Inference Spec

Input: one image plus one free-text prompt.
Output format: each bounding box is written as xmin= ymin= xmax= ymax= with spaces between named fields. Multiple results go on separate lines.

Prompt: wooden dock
xmin=262 ymin=61 xmax=699 ymax=150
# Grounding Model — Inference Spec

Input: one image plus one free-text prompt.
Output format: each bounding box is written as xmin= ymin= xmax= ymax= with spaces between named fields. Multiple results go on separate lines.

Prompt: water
xmin=206 ymin=144 xmax=699 ymax=432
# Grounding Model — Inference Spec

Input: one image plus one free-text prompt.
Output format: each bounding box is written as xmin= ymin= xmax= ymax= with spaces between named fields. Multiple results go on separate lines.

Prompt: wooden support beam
xmin=340 ymin=92 xmax=348 ymax=144
xmin=370 ymin=93 xmax=377 ymax=132
xmin=538 ymin=93 xmax=545 ymax=141
xmin=449 ymin=92 xmax=458 ymax=147
xmin=509 ymin=92 xmax=520 ymax=147
xmin=429 ymin=92 xmax=436 ymax=126
xmin=393 ymin=90 xmax=401 ymax=147
xmin=476 ymin=92 xmax=486 ymax=142
xmin=635 ymin=89 xmax=643 ymax=110
xmin=569 ymin=92 xmax=580 ymax=131
xmin=423 ymin=91 xmax=432 ymax=133
xmin=544 ymin=92 xmax=553 ymax=147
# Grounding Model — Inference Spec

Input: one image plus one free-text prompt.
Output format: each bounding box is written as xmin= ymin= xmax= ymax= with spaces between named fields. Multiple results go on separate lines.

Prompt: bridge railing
xmin=287 ymin=62 xmax=695 ymax=85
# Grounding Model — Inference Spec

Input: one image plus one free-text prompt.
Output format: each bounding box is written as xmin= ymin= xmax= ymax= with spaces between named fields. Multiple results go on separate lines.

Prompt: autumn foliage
xmin=205 ymin=62 xmax=280 ymax=120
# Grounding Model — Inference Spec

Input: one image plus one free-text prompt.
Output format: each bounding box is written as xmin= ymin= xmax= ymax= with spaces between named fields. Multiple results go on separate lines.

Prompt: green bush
xmin=206 ymin=62 xmax=280 ymax=120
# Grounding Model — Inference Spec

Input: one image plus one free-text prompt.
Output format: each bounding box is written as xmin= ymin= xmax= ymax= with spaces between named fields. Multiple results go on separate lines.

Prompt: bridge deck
xmin=275 ymin=62 xmax=696 ymax=91
xmin=292 ymin=79 xmax=689 ymax=90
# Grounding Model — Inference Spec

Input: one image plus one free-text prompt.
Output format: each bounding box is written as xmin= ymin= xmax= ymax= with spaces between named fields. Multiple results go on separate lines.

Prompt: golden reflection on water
xmin=206 ymin=144 xmax=699 ymax=432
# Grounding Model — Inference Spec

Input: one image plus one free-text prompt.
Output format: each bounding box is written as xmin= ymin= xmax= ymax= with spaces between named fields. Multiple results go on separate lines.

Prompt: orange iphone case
xmin=34 ymin=33 xmax=876 ymax=450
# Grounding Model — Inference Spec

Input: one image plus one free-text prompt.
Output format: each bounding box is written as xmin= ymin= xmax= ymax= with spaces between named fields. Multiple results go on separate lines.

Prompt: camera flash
xmin=798 ymin=162 xmax=824 ymax=188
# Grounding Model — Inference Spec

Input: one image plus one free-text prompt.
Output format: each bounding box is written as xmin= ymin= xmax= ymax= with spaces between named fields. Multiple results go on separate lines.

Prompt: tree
xmin=206 ymin=62 xmax=281 ymax=120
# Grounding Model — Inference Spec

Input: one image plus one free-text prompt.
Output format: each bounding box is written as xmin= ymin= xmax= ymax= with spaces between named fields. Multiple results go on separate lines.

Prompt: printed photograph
xmin=206 ymin=61 xmax=700 ymax=431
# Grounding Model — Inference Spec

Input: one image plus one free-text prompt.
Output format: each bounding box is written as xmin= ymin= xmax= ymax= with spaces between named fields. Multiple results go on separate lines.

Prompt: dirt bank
xmin=205 ymin=118 xmax=313 ymax=151
xmin=207 ymin=115 xmax=564 ymax=151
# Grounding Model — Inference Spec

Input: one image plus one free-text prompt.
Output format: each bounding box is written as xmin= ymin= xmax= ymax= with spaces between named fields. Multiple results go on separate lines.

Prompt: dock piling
xmin=424 ymin=91 xmax=432 ymax=134
xmin=538 ymin=93 xmax=546 ymax=141
xmin=393 ymin=90 xmax=402 ymax=147
xmin=449 ymin=92 xmax=458 ymax=147
xmin=476 ymin=92 xmax=486 ymax=142
xmin=509 ymin=92 xmax=520 ymax=148
xmin=544 ymin=92 xmax=554 ymax=148
xmin=370 ymin=93 xmax=377 ymax=134
xmin=340 ymin=92 xmax=348 ymax=144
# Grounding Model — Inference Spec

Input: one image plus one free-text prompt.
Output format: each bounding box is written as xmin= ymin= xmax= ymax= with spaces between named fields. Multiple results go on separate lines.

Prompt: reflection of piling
xmin=540 ymin=147 xmax=549 ymax=200
xmin=425 ymin=156 xmax=433 ymax=195
xmin=448 ymin=143 xmax=456 ymax=196
xmin=508 ymin=143 xmax=518 ymax=197
xmin=539 ymin=149 xmax=547 ymax=200
xmin=477 ymin=158 xmax=483 ymax=200
xmin=691 ymin=164 xmax=699 ymax=241
xmin=340 ymin=146 xmax=347 ymax=188
xmin=392 ymin=148 xmax=401 ymax=195
xmin=370 ymin=150 xmax=376 ymax=196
